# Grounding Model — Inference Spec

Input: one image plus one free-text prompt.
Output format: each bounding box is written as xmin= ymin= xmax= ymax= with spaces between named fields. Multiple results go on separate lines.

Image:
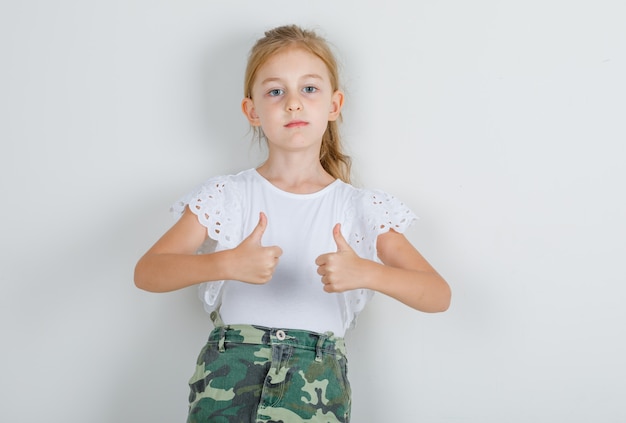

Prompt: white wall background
xmin=1 ymin=1 xmax=625 ymax=422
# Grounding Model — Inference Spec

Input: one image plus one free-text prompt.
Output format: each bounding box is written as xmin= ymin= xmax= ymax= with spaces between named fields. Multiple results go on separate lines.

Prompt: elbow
xmin=436 ymin=283 xmax=452 ymax=312
xmin=134 ymin=257 xmax=176 ymax=293
xmin=437 ymin=297 xmax=451 ymax=313
xmin=425 ymin=282 xmax=451 ymax=313
xmin=134 ymin=260 xmax=156 ymax=292
xmin=133 ymin=267 xmax=148 ymax=291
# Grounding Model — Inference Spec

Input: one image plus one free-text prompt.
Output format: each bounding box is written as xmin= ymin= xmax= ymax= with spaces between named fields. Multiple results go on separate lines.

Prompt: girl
xmin=135 ymin=24 xmax=450 ymax=423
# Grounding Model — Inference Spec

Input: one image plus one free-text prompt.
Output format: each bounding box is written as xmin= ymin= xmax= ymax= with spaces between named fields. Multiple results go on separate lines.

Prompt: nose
xmin=286 ymin=95 xmax=302 ymax=112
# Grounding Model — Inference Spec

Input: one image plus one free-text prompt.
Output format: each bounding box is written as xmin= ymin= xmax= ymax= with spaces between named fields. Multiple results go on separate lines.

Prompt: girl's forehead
xmin=255 ymin=47 xmax=329 ymax=79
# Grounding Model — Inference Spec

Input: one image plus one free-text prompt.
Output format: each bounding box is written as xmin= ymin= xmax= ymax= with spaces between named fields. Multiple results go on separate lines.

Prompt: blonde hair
xmin=244 ymin=25 xmax=352 ymax=183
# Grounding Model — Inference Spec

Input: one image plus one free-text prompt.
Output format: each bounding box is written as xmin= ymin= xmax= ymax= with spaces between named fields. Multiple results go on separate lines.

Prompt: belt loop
xmin=211 ymin=306 xmax=226 ymax=353
xmin=210 ymin=306 xmax=225 ymax=327
xmin=218 ymin=326 xmax=226 ymax=353
xmin=315 ymin=333 xmax=329 ymax=362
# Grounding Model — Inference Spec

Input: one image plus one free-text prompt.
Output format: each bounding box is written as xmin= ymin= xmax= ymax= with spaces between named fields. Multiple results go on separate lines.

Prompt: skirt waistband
xmin=208 ymin=324 xmax=346 ymax=356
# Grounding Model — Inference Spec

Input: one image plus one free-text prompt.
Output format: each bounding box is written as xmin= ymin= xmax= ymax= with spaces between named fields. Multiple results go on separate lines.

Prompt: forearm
xmin=134 ymin=250 xmax=235 ymax=293
xmin=364 ymin=261 xmax=451 ymax=313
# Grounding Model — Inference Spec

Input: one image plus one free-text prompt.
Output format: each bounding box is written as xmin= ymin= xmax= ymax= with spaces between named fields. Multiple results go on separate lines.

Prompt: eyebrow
xmin=259 ymin=73 xmax=325 ymax=85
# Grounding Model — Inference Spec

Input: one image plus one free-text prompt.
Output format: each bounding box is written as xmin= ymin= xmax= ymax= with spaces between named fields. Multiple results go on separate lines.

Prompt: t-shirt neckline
xmin=251 ymin=168 xmax=341 ymax=199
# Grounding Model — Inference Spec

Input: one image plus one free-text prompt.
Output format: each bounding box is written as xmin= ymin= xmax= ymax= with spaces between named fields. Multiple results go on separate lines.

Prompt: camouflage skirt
xmin=186 ymin=324 xmax=351 ymax=423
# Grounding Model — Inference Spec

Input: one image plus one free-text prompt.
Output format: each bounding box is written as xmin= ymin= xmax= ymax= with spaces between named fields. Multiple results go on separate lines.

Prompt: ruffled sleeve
xmin=171 ymin=176 xmax=243 ymax=249
xmin=341 ymin=188 xmax=418 ymax=330
xmin=170 ymin=175 xmax=244 ymax=311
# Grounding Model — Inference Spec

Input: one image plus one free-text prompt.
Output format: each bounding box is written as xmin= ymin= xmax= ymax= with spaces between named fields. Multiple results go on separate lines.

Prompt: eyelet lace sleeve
xmin=170 ymin=176 xmax=243 ymax=310
xmin=341 ymin=188 xmax=418 ymax=330
xmin=171 ymin=177 xmax=242 ymax=249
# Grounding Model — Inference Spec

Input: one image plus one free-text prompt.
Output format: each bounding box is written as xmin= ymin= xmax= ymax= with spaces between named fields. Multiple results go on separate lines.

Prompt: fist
xmin=232 ymin=212 xmax=282 ymax=284
xmin=315 ymin=223 xmax=365 ymax=293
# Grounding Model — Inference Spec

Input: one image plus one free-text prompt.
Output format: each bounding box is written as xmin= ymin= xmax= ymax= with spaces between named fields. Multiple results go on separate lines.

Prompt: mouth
xmin=284 ymin=120 xmax=308 ymax=128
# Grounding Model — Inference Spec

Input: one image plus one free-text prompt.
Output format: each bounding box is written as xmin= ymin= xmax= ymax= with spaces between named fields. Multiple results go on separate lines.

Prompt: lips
xmin=284 ymin=120 xmax=308 ymax=128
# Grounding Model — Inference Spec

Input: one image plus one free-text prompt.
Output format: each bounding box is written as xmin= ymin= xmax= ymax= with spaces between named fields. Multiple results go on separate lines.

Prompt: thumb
xmin=333 ymin=223 xmax=351 ymax=252
xmin=248 ymin=212 xmax=267 ymax=244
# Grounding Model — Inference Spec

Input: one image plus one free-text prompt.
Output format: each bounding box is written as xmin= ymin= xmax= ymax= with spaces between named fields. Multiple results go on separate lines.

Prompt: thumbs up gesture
xmin=231 ymin=212 xmax=283 ymax=284
xmin=315 ymin=223 xmax=366 ymax=293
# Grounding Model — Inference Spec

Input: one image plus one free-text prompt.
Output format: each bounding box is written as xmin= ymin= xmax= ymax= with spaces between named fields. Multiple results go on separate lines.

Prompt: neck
xmin=256 ymin=154 xmax=335 ymax=194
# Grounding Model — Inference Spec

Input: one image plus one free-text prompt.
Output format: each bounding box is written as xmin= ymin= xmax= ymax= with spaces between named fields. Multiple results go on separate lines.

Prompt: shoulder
xmin=170 ymin=169 xmax=254 ymax=219
xmin=338 ymin=181 xmax=412 ymax=211
xmin=185 ymin=168 xmax=256 ymax=197
xmin=199 ymin=168 xmax=256 ymax=189
xmin=341 ymin=183 xmax=418 ymax=235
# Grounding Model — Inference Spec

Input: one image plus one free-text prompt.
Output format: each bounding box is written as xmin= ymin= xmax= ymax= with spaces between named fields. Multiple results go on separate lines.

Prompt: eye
xmin=303 ymin=86 xmax=318 ymax=94
xmin=268 ymin=88 xmax=284 ymax=97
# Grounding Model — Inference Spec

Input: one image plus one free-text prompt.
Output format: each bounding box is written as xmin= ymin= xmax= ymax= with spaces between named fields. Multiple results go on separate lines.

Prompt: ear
xmin=241 ymin=97 xmax=261 ymax=126
xmin=328 ymin=89 xmax=345 ymax=121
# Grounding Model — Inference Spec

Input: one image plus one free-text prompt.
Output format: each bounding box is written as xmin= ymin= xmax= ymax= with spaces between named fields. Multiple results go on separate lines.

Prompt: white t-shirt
xmin=172 ymin=168 xmax=417 ymax=336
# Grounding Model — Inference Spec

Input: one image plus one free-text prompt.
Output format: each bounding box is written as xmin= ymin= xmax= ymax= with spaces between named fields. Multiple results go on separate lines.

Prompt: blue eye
xmin=303 ymin=86 xmax=317 ymax=93
xmin=268 ymin=89 xmax=284 ymax=96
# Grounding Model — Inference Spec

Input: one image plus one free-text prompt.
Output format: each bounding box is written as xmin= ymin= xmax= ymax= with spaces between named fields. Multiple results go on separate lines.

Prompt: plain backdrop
xmin=1 ymin=1 xmax=625 ymax=422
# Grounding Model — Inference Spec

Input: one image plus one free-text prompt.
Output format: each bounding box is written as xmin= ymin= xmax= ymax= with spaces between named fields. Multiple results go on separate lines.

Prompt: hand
xmin=231 ymin=212 xmax=282 ymax=284
xmin=315 ymin=223 xmax=369 ymax=293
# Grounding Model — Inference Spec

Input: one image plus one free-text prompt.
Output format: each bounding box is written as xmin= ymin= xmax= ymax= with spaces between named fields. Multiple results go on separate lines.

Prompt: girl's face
xmin=242 ymin=47 xmax=343 ymax=155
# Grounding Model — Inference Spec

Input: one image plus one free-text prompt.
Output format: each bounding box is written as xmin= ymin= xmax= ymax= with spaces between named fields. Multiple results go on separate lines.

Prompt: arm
xmin=134 ymin=208 xmax=282 ymax=293
xmin=371 ymin=228 xmax=450 ymax=312
xmin=315 ymin=224 xmax=451 ymax=312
